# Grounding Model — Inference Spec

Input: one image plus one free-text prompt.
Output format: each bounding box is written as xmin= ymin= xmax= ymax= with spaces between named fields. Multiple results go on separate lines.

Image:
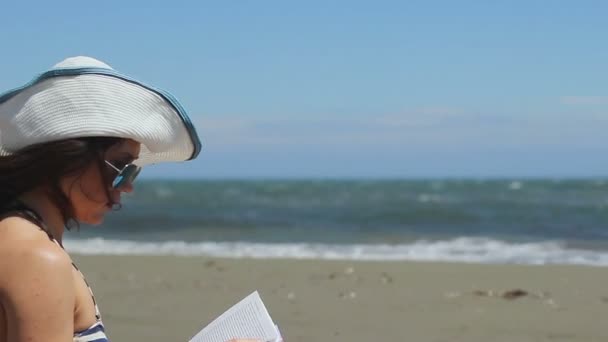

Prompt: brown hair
xmin=0 ymin=137 xmax=123 ymax=229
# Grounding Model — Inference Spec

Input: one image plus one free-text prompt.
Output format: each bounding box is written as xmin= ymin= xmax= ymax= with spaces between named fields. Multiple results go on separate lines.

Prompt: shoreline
xmin=63 ymin=237 xmax=608 ymax=268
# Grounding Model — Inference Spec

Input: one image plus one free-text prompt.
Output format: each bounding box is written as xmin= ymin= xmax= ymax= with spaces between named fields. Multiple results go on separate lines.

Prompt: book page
xmin=189 ymin=291 xmax=280 ymax=342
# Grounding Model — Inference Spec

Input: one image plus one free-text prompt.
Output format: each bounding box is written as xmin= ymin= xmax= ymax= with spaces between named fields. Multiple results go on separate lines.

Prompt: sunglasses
xmin=104 ymin=160 xmax=142 ymax=189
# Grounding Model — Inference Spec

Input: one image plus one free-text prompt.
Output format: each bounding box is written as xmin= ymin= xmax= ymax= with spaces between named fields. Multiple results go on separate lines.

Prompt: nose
xmin=119 ymin=182 xmax=135 ymax=193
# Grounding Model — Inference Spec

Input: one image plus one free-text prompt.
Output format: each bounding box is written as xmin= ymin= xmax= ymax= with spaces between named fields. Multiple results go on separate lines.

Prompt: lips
xmin=106 ymin=201 xmax=120 ymax=209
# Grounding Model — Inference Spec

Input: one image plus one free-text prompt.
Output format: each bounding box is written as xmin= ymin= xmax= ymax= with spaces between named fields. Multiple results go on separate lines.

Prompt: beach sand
xmin=71 ymin=254 xmax=608 ymax=342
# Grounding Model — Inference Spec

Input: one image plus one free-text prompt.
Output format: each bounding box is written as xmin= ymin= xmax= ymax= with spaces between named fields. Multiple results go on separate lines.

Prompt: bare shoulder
xmin=0 ymin=216 xmax=72 ymax=287
xmin=0 ymin=215 xmax=54 ymax=242
xmin=0 ymin=215 xmax=61 ymax=247
xmin=0 ymin=218 xmax=76 ymax=340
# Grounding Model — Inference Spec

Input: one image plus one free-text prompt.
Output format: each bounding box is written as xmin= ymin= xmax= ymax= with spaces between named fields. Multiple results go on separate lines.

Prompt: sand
xmin=71 ymin=254 xmax=608 ymax=342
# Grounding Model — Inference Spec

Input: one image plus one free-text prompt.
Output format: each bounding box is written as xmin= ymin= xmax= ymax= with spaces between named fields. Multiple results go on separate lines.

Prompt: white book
xmin=188 ymin=291 xmax=282 ymax=342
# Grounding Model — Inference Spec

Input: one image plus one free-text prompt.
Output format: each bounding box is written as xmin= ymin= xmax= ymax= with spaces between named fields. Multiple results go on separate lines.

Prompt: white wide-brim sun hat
xmin=0 ymin=56 xmax=201 ymax=166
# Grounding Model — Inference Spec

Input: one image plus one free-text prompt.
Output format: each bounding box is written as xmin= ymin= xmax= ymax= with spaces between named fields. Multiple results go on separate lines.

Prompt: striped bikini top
xmin=0 ymin=202 xmax=110 ymax=342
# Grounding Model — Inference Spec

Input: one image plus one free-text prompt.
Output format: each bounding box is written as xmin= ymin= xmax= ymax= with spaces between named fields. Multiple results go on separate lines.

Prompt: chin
xmin=88 ymin=219 xmax=105 ymax=226
xmin=79 ymin=214 xmax=105 ymax=226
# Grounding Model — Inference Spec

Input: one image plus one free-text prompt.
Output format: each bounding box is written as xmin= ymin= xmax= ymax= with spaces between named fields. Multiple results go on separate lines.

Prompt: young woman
xmin=0 ymin=57 xmax=259 ymax=342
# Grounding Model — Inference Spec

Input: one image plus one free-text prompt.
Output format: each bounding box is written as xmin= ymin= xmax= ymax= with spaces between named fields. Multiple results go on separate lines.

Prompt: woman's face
xmin=62 ymin=139 xmax=141 ymax=225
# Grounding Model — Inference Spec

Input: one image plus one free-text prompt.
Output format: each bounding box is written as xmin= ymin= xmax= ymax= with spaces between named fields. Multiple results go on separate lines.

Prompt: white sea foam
xmin=508 ymin=181 xmax=523 ymax=190
xmin=63 ymin=237 xmax=608 ymax=266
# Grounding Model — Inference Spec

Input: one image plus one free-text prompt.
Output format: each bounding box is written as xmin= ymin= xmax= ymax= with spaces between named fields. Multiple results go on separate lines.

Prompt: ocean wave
xmin=63 ymin=237 xmax=608 ymax=266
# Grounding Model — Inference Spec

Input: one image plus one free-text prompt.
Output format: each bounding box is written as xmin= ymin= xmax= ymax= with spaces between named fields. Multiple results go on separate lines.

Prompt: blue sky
xmin=2 ymin=0 xmax=607 ymax=178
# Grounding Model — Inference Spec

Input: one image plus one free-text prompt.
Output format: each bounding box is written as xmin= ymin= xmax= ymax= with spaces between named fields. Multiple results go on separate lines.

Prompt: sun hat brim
xmin=0 ymin=57 xmax=201 ymax=166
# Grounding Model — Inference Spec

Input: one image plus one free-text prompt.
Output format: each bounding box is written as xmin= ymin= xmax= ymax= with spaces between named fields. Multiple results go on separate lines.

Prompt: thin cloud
xmin=189 ymin=110 xmax=608 ymax=151
xmin=560 ymin=96 xmax=608 ymax=105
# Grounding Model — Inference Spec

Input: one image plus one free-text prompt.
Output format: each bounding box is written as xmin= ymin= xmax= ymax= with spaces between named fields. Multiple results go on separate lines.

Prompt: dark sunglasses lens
xmin=112 ymin=165 xmax=141 ymax=189
xmin=131 ymin=166 xmax=142 ymax=182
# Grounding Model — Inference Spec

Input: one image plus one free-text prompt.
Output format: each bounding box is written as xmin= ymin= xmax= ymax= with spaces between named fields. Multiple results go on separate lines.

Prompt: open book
xmin=189 ymin=291 xmax=282 ymax=342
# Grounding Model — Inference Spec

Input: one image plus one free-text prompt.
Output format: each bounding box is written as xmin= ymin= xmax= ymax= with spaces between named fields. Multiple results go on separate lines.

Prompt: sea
xmin=63 ymin=179 xmax=608 ymax=266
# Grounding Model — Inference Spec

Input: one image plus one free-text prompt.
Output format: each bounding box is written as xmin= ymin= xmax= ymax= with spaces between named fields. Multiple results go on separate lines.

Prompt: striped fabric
xmin=71 ymin=263 xmax=109 ymax=342
xmin=73 ymin=321 xmax=109 ymax=342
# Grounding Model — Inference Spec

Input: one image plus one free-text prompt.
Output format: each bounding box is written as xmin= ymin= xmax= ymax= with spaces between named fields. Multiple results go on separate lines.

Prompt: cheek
xmin=79 ymin=167 xmax=108 ymax=200
xmin=62 ymin=165 xmax=110 ymax=214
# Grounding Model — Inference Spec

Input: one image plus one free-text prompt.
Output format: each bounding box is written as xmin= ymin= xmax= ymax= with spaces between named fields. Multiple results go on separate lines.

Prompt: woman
xmin=0 ymin=57 xmax=259 ymax=342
